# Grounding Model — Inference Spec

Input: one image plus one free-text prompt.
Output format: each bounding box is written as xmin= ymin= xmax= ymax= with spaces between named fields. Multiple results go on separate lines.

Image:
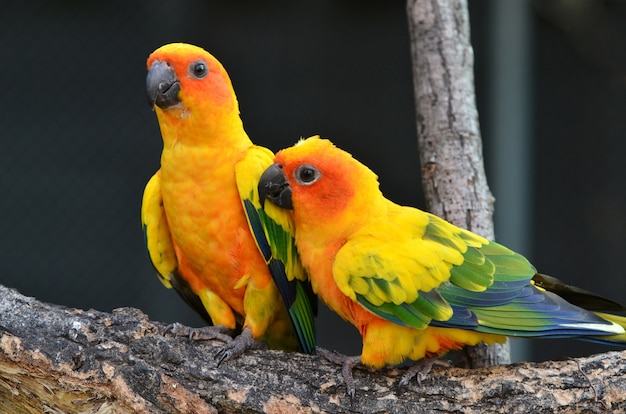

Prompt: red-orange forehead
xmin=279 ymin=135 xmax=360 ymax=164
xmin=147 ymin=43 xmax=222 ymax=72
xmin=275 ymin=137 xmax=342 ymax=179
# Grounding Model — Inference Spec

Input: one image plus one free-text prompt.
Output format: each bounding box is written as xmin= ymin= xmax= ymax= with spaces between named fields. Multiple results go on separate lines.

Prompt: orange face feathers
xmin=146 ymin=43 xmax=243 ymax=146
xmin=147 ymin=43 xmax=236 ymax=111
xmin=273 ymin=137 xmax=382 ymax=225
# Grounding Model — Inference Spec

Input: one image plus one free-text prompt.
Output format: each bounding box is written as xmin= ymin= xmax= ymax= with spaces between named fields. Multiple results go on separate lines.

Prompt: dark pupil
xmin=193 ymin=63 xmax=206 ymax=76
xmin=300 ymin=168 xmax=315 ymax=182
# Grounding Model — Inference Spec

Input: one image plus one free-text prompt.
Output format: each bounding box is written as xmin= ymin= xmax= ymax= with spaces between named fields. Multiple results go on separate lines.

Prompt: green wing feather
xmin=236 ymin=146 xmax=317 ymax=354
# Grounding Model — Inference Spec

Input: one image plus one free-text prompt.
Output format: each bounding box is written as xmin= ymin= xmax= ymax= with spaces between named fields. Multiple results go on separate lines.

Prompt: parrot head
xmin=259 ymin=136 xmax=382 ymax=232
xmin=146 ymin=43 xmax=242 ymax=142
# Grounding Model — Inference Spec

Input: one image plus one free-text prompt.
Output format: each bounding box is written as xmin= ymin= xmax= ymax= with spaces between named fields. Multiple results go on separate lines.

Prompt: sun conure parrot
xmin=258 ymin=136 xmax=626 ymax=396
xmin=141 ymin=43 xmax=316 ymax=360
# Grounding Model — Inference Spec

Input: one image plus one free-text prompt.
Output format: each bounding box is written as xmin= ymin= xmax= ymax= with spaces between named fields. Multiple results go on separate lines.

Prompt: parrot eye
xmin=189 ymin=60 xmax=209 ymax=79
xmin=294 ymin=165 xmax=321 ymax=186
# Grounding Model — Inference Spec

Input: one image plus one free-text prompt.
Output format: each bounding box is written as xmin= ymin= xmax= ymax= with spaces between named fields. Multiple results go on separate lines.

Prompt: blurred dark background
xmin=2 ymin=0 xmax=625 ymax=362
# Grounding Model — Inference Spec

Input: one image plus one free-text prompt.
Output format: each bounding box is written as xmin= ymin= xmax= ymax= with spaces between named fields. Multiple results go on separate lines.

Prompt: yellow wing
xmin=141 ymin=171 xmax=216 ymax=324
xmin=141 ymin=171 xmax=177 ymax=287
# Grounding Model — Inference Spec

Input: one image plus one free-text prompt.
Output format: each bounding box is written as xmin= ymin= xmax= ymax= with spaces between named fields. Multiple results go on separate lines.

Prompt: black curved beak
xmin=146 ymin=60 xmax=181 ymax=109
xmin=258 ymin=164 xmax=293 ymax=210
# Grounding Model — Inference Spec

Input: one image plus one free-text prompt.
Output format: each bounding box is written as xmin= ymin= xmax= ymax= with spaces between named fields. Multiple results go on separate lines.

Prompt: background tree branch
xmin=407 ymin=0 xmax=510 ymax=367
xmin=1 ymin=284 xmax=626 ymax=413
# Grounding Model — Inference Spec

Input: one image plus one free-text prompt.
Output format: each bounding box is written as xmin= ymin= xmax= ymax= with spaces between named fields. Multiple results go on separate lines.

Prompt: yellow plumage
xmin=258 ymin=136 xmax=626 ymax=370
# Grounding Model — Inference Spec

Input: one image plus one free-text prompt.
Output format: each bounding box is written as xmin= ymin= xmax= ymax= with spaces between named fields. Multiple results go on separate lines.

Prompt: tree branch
xmin=1 ymin=285 xmax=625 ymax=413
xmin=406 ymin=0 xmax=509 ymax=367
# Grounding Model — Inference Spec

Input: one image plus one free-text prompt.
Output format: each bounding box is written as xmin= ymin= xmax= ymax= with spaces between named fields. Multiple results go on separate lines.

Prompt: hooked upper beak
xmin=146 ymin=60 xmax=181 ymax=109
xmin=258 ymin=164 xmax=293 ymax=210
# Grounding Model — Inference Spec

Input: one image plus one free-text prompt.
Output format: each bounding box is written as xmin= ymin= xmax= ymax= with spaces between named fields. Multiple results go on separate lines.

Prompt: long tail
xmin=532 ymin=273 xmax=626 ymax=344
xmin=532 ymin=273 xmax=625 ymax=312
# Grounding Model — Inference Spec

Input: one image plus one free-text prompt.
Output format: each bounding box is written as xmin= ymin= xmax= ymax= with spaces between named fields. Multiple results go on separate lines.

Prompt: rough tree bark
xmin=407 ymin=0 xmax=510 ymax=367
xmin=2 ymin=285 xmax=626 ymax=413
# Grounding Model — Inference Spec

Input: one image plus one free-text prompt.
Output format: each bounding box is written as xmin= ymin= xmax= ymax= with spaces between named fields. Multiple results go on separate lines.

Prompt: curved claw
xmin=317 ymin=347 xmax=361 ymax=401
xmin=214 ymin=327 xmax=268 ymax=366
xmin=398 ymin=357 xmax=450 ymax=387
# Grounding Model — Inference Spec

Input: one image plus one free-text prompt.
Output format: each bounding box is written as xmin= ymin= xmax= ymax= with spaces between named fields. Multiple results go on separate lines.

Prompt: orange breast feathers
xmin=160 ymin=145 xmax=272 ymax=319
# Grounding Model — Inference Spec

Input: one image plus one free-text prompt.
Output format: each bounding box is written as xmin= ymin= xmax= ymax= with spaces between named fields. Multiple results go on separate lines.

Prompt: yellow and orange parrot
xmin=141 ymin=43 xmax=315 ymax=359
xmin=258 ymin=136 xmax=626 ymax=396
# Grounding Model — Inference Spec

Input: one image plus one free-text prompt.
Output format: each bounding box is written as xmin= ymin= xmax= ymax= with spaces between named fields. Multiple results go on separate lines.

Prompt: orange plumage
xmin=142 ymin=43 xmax=314 ymax=353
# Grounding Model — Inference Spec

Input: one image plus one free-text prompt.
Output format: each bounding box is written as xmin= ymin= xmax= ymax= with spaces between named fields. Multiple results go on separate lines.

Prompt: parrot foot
xmin=214 ymin=327 xmax=267 ymax=366
xmin=165 ymin=322 xmax=233 ymax=343
xmin=398 ymin=357 xmax=450 ymax=387
xmin=317 ymin=347 xmax=362 ymax=401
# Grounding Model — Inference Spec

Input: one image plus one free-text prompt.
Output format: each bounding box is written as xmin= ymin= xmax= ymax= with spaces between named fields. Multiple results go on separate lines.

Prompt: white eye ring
xmin=294 ymin=164 xmax=321 ymax=186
